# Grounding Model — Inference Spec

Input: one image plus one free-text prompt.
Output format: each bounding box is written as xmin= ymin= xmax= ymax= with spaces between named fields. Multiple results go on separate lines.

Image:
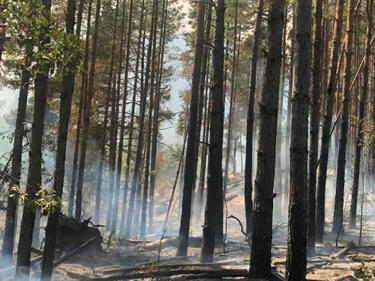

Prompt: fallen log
xmin=101 ymin=262 xmax=238 ymax=275
xmin=67 ymin=268 xmax=250 ymax=280
xmin=331 ymin=241 xmax=355 ymax=259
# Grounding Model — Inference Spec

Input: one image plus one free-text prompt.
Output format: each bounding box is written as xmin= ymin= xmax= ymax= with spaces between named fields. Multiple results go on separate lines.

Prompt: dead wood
xmin=67 ymin=268 xmax=249 ymax=280
xmin=54 ymin=236 xmax=98 ymax=267
xmin=331 ymin=241 xmax=355 ymax=259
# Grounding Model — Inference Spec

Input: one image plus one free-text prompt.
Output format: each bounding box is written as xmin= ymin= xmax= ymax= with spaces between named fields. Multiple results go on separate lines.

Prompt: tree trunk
xmin=140 ymin=0 xmax=159 ymax=238
xmin=245 ymin=0 xmax=264 ymax=235
xmin=124 ymin=0 xmax=158 ymax=238
xmin=68 ymin=0 xmax=92 ymax=217
xmin=16 ymin=1 xmax=51 ymax=277
xmin=105 ymin=0 xmax=121 ymax=231
xmin=111 ymin=0 xmax=130 ymax=232
xmin=285 ymin=0 xmax=311 ymax=278
xmin=200 ymin=0 xmax=225 ymax=263
xmin=307 ymin=0 xmax=323 ymax=256
xmin=2 ymin=67 xmax=30 ymax=260
xmin=249 ymin=0 xmax=284 ymax=278
xmin=332 ymin=0 xmax=356 ymax=235
xmin=75 ymin=0 xmax=101 ymax=221
xmin=349 ymin=0 xmax=372 ymax=229
xmin=149 ymin=0 xmax=169 ymax=234
xmin=40 ymin=0 xmax=78 ymax=277
xmin=120 ymin=0 xmax=145 ymax=236
xmin=223 ymin=0 xmax=239 ymax=195
xmin=176 ymin=0 xmax=206 ymax=256
xmin=315 ymin=0 xmax=345 ymax=242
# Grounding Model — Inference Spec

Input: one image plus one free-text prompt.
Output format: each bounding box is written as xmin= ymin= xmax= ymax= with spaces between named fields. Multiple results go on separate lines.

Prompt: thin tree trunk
xmin=245 ymin=0 xmax=264 ymax=235
xmin=149 ymin=0 xmax=169 ymax=234
xmin=349 ymin=0 xmax=372 ymax=229
xmin=2 ymin=66 xmax=30 ymax=260
xmin=120 ymin=0 xmax=146 ymax=236
xmin=40 ymin=0 xmax=79 ymax=277
xmin=249 ymin=0 xmax=284 ymax=278
xmin=111 ymin=0 xmax=130 ymax=232
xmin=285 ymin=0 xmax=311 ymax=278
xmin=307 ymin=0 xmax=323 ymax=256
xmin=176 ymin=0 xmax=206 ymax=256
xmin=140 ymin=0 xmax=159 ymax=238
xmin=75 ymin=0 xmax=101 ymax=221
xmin=124 ymin=0 xmax=159 ymax=238
xmin=16 ymin=0 xmax=51 ymax=277
xmin=68 ymin=0 xmax=92 ymax=217
xmin=200 ymin=0 xmax=225 ymax=262
xmin=0 ymin=5 xmax=6 ymax=62
xmin=315 ymin=0 xmax=345 ymax=242
xmin=105 ymin=0 xmax=121 ymax=230
xmin=223 ymin=0 xmax=239 ymax=195
xmin=332 ymin=0 xmax=356 ymax=234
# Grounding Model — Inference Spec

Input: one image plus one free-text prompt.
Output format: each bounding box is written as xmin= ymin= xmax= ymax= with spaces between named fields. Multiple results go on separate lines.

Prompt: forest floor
xmin=3 ymin=174 xmax=375 ymax=280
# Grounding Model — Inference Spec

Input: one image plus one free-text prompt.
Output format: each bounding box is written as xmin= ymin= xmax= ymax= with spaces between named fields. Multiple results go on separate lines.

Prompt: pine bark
xmin=349 ymin=0 xmax=372 ymax=229
xmin=249 ymin=0 xmax=284 ymax=278
xmin=120 ymin=0 xmax=146 ymax=235
xmin=200 ymin=0 xmax=225 ymax=263
xmin=285 ymin=0 xmax=311 ymax=278
xmin=16 ymin=0 xmax=51 ymax=277
xmin=176 ymin=0 xmax=206 ymax=256
xmin=105 ymin=0 xmax=121 ymax=230
xmin=307 ymin=0 xmax=323 ymax=256
xmin=75 ymin=0 xmax=101 ymax=221
xmin=68 ymin=0 xmax=92 ymax=217
xmin=2 ymin=67 xmax=30 ymax=259
xmin=124 ymin=0 xmax=158 ymax=238
xmin=245 ymin=0 xmax=264 ymax=235
xmin=40 ymin=0 xmax=78 ymax=278
xmin=111 ymin=0 xmax=130 ymax=232
xmin=149 ymin=0 xmax=169 ymax=233
xmin=315 ymin=0 xmax=345 ymax=242
xmin=223 ymin=0 xmax=239 ymax=195
xmin=332 ymin=0 xmax=356 ymax=234
xmin=140 ymin=0 xmax=159 ymax=237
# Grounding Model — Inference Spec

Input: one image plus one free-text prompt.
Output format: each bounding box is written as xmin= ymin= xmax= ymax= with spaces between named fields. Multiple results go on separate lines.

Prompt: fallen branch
xmin=54 ymin=236 xmax=98 ymax=267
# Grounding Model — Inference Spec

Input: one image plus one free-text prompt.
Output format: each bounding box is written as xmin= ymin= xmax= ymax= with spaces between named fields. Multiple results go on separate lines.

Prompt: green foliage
xmin=9 ymin=185 xmax=62 ymax=216
xmin=2 ymin=0 xmax=82 ymax=76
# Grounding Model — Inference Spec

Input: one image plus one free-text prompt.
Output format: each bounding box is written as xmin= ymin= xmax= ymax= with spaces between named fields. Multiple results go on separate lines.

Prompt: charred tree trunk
xmin=349 ymin=0 xmax=372 ymax=229
xmin=200 ymin=0 xmax=225 ymax=263
xmin=68 ymin=0 xmax=92 ymax=217
xmin=315 ymin=0 xmax=345 ymax=242
xmin=245 ymin=0 xmax=264 ymax=235
xmin=16 ymin=0 xmax=51 ymax=277
xmin=249 ymin=0 xmax=284 ymax=278
xmin=40 ymin=0 xmax=79 ymax=278
xmin=105 ymin=0 xmax=121 ymax=230
xmin=332 ymin=0 xmax=356 ymax=234
xmin=149 ymin=0 xmax=169 ymax=234
xmin=120 ymin=0 xmax=145 ymax=235
xmin=2 ymin=67 xmax=30 ymax=260
xmin=307 ymin=0 xmax=323 ymax=256
xmin=75 ymin=0 xmax=101 ymax=221
xmin=111 ymin=0 xmax=130 ymax=232
xmin=285 ymin=0 xmax=311 ymax=278
xmin=223 ymin=0 xmax=239 ymax=195
xmin=176 ymin=0 xmax=206 ymax=256
xmin=140 ymin=0 xmax=159 ymax=238
xmin=124 ymin=0 xmax=158 ymax=238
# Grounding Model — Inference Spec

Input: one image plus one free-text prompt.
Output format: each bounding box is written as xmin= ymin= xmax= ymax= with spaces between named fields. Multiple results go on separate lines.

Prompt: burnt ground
xmin=3 ymin=175 xmax=375 ymax=280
